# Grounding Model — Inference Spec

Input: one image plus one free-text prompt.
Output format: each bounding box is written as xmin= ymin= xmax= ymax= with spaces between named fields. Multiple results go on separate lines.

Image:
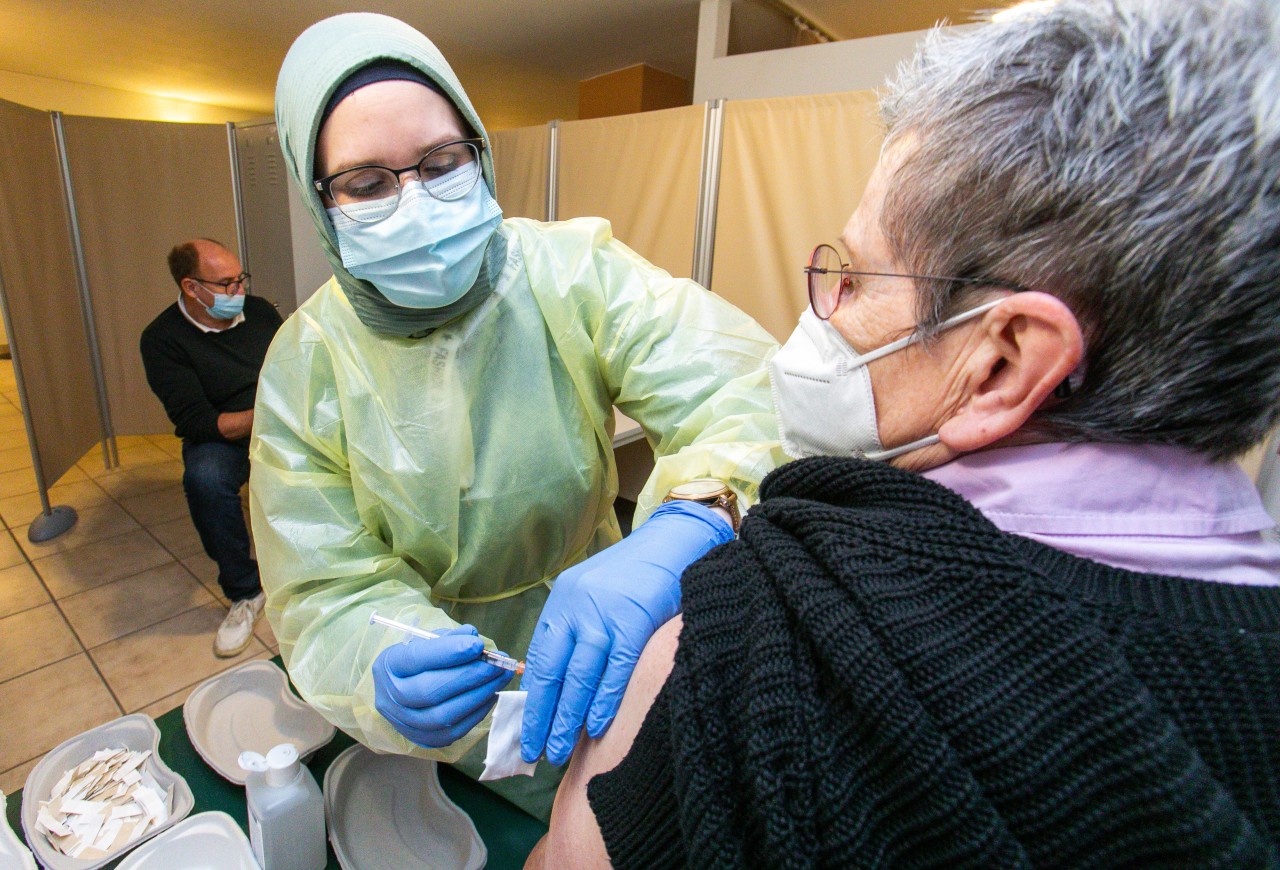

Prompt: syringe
xmin=369 ymin=613 xmax=525 ymax=675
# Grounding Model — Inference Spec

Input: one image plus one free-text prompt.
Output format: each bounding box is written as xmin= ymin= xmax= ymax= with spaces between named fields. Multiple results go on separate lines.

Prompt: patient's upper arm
xmin=527 ymin=615 xmax=683 ymax=869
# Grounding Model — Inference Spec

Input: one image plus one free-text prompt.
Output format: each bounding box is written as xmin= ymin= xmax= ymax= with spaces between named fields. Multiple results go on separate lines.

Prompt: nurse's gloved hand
xmin=373 ymin=625 xmax=512 ymax=749
xmin=521 ymin=500 xmax=733 ymax=765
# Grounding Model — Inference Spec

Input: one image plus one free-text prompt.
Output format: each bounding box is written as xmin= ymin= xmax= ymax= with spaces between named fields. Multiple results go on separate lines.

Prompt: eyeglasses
xmin=804 ymin=243 xmax=1021 ymax=320
xmin=314 ymin=138 xmax=486 ymax=224
xmin=191 ymin=273 xmax=250 ymax=294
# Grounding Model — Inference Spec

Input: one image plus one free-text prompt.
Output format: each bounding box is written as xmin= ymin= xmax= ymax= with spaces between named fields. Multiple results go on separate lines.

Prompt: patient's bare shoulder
xmin=525 ymin=616 xmax=683 ymax=869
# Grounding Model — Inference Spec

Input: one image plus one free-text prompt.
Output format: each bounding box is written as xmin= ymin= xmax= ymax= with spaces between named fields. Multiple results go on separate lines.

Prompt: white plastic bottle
xmin=239 ymin=744 xmax=326 ymax=870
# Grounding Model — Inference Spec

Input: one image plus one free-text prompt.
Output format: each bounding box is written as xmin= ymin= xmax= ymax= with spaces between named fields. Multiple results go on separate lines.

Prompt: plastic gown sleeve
xmin=516 ymin=217 xmax=788 ymax=523
xmin=248 ymin=297 xmax=491 ymax=763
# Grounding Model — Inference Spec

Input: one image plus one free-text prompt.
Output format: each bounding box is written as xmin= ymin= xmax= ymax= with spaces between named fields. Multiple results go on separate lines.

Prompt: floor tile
xmin=92 ymin=459 xmax=184 ymax=501
xmin=182 ymin=554 xmax=229 ymax=605
xmin=0 ymin=756 xmax=38 ymax=796
xmin=0 ymin=527 xmax=25 ymax=569
xmin=117 ymin=483 xmax=190 ymax=527
xmin=0 ymin=416 xmax=26 ymax=437
xmin=147 ymin=514 xmax=205 ymax=559
xmin=0 ymin=655 xmax=121 ymax=773
xmin=133 ymin=648 xmax=274 ymax=718
xmin=77 ymin=440 xmax=174 ymax=478
xmin=0 ymin=465 xmax=38 ymax=497
xmin=0 ymin=604 xmax=82 ymax=682
xmin=59 ymin=561 xmax=216 ymax=648
xmin=254 ymin=614 xmax=277 ymax=651
xmin=30 ymin=529 xmax=174 ymax=599
xmin=16 ymin=502 xmax=141 ymax=559
xmin=144 ymin=433 xmax=184 ymax=460
xmin=91 ymin=603 xmax=267 ymax=712
xmin=0 ymin=562 xmax=49 ymax=618
xmin=0 ymin=478 xmax=111 ymax=528
xmin=0 ymin=442 xmax=32 ymax=472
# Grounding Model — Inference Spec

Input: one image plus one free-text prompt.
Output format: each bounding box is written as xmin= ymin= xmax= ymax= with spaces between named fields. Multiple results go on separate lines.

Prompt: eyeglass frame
xmin=313 ymin=137 xmax=487 ymax=218
xmin=803 ymin=243 xmax=1024 ymax=321
xmin=189 ymin=273 xmax=251 ymax=294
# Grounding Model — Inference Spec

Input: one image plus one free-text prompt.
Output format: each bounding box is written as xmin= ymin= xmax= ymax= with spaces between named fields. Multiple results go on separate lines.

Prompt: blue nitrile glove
xmin=373 ymin=624 xmax=512 ymax=749
xmin=520 ymin=500 xmax=733 ymax=765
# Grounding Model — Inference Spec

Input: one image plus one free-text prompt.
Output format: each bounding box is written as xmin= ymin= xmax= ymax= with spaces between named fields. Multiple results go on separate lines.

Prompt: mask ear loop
xmin=846 ymin=297 xmax=1008 ymax=367
xmin=856 ymin=298 xmax=1008 ymax=462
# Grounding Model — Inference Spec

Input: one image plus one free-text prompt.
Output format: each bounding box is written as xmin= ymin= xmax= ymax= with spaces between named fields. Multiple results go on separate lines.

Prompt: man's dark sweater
xmin=140 ymin=295 xmax=282 ymax=444
xmin=588 ymin=457 xmax=1280 ymax=868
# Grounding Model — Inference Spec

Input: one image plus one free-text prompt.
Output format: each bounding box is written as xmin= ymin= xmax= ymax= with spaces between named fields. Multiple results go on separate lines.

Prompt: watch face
xmin=670 ymin=478 xmax=728 ymax=499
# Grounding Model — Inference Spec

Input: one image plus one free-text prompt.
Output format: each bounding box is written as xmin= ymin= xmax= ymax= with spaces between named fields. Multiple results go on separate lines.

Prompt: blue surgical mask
xmin=327 ymin=175 xmax=503 ymax=310
xmin=201 ymin=290 xmax=245 ymax=320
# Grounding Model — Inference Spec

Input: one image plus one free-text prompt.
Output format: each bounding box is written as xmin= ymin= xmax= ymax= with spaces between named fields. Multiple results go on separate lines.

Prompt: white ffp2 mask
xmin=768 ymin=299 xmax=1004 ymax=461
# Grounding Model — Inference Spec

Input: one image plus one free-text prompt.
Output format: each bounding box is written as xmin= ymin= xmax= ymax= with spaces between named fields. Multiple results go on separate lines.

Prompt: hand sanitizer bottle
xmin=239 ymin=744 xmax=326 ymax=870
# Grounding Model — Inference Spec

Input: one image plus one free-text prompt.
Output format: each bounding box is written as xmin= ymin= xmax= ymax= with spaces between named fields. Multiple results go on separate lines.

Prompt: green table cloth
xmin=4 ymin=660 xmax=546 ymax=869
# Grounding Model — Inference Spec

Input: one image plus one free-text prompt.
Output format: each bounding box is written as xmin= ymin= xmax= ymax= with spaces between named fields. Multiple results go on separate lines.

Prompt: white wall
xmin=693 ymin=0 xmax=963 ymax=104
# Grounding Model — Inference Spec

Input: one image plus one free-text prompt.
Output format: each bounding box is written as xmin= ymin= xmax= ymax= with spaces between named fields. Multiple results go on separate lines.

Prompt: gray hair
xmin=879 ymin=0 xmax=1280 ymax=459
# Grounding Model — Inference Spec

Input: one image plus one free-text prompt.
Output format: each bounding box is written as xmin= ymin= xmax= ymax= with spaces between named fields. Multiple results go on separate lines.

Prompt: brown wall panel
xmin=491 ymin=125 xmax=550 ymax=221
xmin=711 ymin=90 xmax=882 ymax=340
xmin=61 ymin=116 xmax=237 ymax=436
xmin=0 ymin=99 xmax=101 ymax=489
xmin=558 ymin=105 xmax=703 ymax=279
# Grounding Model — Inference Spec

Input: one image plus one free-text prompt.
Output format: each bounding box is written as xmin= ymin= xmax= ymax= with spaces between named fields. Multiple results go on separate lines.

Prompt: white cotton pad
xmin=479 ymin=691 xmax=539 ymax=782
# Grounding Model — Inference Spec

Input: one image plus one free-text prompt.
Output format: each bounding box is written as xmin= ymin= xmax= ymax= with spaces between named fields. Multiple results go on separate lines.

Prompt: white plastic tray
xmin=116 ymin=811 xmax=257 ymax=869
xmin=20 ymin=713 xmax=194 ymax=870
xmin=323 ymin=744 xmax=486 ymax=870
xmin=183 ymin=659 xmax=335 ymax=785
xmin=1 ymin=789 xmax=37 ymax=870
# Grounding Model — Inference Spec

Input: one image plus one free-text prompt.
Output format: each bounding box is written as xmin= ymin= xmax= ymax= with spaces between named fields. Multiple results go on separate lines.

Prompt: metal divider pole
xmin=52 ymin=111 xmax=117 ymax=471
xmin=546 ymin=120 xmax=561 ymax=222
xmin=691 ymin=98 xmax=726 ymax=289
xmin=227 ymin=122 xmax=249 ymax=272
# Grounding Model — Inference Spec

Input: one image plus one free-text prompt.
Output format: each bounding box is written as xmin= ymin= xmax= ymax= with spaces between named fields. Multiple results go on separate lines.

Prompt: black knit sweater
xmin=139 ymin=295 xmax=282 ymax=444
xmin=588 ymin=456 xmax=1280 ymax=868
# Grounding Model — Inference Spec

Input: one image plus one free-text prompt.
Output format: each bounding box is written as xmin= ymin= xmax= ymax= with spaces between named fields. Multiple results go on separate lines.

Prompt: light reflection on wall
xmin=0 ymin=69 xmax=263 ymax=124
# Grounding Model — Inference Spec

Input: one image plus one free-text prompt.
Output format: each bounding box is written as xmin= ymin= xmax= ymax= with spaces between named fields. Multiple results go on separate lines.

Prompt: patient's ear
xmin=938 ymin=292 xmax=1082 ymax=453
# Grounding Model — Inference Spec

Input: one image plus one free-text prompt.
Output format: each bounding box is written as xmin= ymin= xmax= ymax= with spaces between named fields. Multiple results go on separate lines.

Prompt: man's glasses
xmin=804 ymin=243 xmax=1020 ymax=320
xmin=192 ymin=273 xmax=250 ymax=294
xmin=314 ymin=138 xmax=486 ymax=224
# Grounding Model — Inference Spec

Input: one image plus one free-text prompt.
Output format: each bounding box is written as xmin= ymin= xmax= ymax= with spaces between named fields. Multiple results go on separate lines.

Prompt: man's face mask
xmin=327 ymin=168 xmax=503 ymax=310
xmin=768 ymin=299 xmax=1004 ymax=462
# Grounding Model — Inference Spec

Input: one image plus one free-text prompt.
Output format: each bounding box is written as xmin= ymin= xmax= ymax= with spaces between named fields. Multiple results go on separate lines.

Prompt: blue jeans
xmin=182 ymin=440 xmax=260 ymax=602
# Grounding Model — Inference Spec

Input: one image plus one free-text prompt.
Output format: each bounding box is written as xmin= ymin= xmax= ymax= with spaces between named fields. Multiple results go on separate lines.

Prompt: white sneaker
xmin=214 ymin=591 xmax=265 ymax=658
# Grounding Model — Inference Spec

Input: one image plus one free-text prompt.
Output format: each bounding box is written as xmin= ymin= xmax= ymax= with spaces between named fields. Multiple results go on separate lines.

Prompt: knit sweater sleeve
xmin=587 ymin=684 xmax=685 ymax=870
xmin=140 ymin=315 xmax=224 ymax=443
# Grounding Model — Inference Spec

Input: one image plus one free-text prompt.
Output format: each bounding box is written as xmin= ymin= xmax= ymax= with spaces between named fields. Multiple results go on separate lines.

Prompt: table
xmin=4 ymin=661 xmax=547 ymax=869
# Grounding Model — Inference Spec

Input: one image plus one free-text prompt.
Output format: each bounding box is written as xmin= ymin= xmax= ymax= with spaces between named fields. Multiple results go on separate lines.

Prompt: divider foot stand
xmin=28 ymin=505 xmax=77 ymax=542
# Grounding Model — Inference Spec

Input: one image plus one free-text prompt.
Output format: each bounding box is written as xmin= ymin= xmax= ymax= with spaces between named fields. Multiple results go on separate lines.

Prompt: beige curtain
xmin=0 ymin=100 xmax=102 ymax=487
xmin=711 ymin=90 xmax=883 ymax=340
xmin=491 ymin=125 xmax=549 ymax=221
xmin=60 ymin=116 xmax=237 ymax=436
xmin=557 ymin=105 xmax=704 ymax=279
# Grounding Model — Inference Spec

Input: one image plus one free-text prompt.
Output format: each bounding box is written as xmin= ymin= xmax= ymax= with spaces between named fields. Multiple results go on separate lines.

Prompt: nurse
xmin=252 ymin=12 xmax=785 ymax=818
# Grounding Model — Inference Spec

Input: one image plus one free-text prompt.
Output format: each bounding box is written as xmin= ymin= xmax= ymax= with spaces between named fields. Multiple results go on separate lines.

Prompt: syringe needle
xmin=369 ymin=613 xmax=525 ymax=674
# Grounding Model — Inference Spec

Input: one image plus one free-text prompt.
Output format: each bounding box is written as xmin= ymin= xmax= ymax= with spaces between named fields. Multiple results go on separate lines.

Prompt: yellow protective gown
xmin=250 ymin=216 xmax=785 ymax=818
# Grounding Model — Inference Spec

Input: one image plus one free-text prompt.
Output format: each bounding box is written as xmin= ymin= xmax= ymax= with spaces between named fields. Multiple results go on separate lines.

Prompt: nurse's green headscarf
xmin=275 ymin=13 xmax=505 ymax=337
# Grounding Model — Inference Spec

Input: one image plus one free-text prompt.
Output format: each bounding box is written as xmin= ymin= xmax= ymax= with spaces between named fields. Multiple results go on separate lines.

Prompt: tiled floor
xmin=0 ymin=359 xmax=275 ymax=796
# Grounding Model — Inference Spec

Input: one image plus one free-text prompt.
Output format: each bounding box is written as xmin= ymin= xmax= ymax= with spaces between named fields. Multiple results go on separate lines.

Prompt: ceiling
xmin=0 ymin=0 xmax=991 ymax=129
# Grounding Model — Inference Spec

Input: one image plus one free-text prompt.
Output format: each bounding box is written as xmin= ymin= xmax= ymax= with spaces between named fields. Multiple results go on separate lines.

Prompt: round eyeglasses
xmin=314 ymin=138 xmax=486 ymax=224
xmin=804 ymin=243 xmax=1021 ymax=320
xmin=192 ymin=273 xmax=250 ymax=294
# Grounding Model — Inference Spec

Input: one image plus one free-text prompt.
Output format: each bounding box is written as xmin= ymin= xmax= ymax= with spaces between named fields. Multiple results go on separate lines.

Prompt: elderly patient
xmin=530 ymin=0 xmax=1280 ymax=866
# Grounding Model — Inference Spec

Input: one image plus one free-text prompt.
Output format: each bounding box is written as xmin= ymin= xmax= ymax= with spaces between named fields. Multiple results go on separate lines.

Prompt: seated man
xmin=532 ymin=0 xmax=1280 ymax=865
xmin=141 ymin=238 xmax=283 ymax=657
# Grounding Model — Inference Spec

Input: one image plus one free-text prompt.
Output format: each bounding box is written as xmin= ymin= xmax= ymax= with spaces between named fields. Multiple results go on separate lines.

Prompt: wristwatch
xmin=664 ymin=478 xmax=740 ymax=535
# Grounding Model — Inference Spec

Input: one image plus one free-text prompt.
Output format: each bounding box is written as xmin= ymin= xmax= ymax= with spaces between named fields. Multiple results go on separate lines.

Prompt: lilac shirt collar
xmin=922 ymin=442 xmax=1280 ymax=586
